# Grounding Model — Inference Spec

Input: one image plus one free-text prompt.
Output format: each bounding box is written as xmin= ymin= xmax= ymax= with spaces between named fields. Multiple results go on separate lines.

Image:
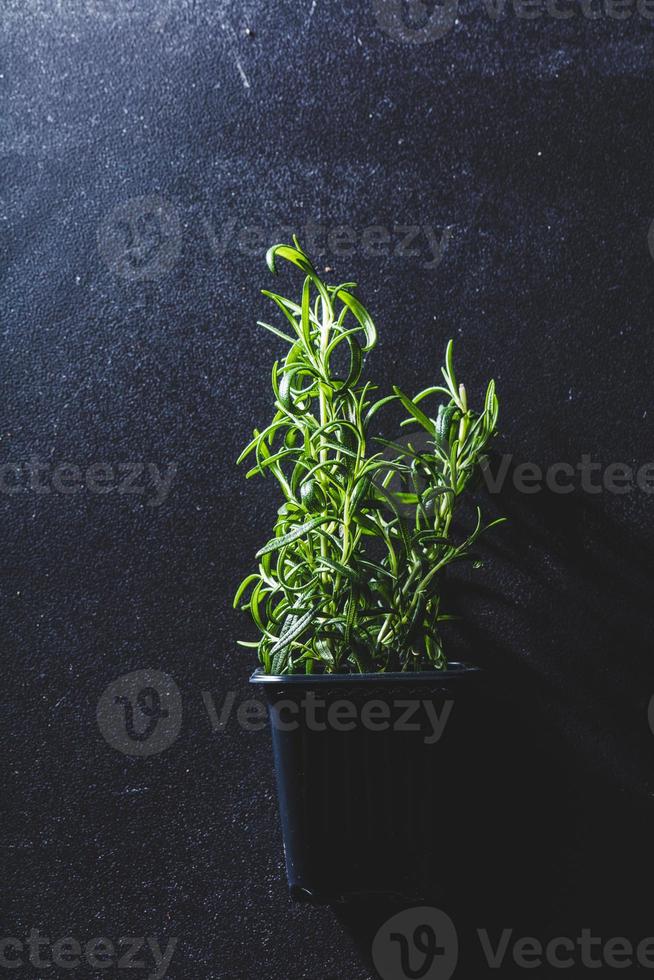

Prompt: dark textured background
xmin=3 ymin=1 xmax=654 ymax=977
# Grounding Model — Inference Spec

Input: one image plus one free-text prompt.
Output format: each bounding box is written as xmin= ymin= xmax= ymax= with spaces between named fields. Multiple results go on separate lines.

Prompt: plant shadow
xmin=329 ymin=456 xmax=654 ymax=974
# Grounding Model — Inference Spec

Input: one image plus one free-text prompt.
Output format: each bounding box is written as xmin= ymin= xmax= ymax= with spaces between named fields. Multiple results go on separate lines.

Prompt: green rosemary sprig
xmin=234 ymin=239 xmax=503 ymax=674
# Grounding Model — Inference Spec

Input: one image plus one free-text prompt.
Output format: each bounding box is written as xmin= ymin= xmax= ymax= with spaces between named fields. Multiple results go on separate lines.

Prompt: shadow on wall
xmin=449 ymin=452 xmax=654 ymax=791
xmin=326 ymin=458 xmax=654 ymax=977
xmin=428 ymin=454 xmax=654 ymax=927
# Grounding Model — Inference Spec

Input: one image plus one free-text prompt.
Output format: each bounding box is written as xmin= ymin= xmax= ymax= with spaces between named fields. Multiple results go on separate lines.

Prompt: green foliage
xmin=234 ymin=239 xmax=504 ymax=674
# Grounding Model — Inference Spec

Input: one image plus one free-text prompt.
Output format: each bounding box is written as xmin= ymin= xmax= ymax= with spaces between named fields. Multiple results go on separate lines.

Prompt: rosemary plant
xmin=234 ymin=240 xmax=503 ymax=674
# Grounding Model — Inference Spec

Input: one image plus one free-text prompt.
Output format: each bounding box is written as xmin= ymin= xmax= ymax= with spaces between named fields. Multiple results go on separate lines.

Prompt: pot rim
xmin=250 ymin=661 xmax=481 ymax=685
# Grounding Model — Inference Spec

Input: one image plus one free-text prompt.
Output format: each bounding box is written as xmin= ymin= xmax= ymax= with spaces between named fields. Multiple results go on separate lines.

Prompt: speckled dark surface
xmin=3 ymin=1 xmax=654 ymax=977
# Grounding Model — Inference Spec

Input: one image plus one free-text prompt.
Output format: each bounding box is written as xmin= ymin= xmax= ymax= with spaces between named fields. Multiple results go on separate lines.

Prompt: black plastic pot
xmin=251 ymin=664 xmax=495 ymax=904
